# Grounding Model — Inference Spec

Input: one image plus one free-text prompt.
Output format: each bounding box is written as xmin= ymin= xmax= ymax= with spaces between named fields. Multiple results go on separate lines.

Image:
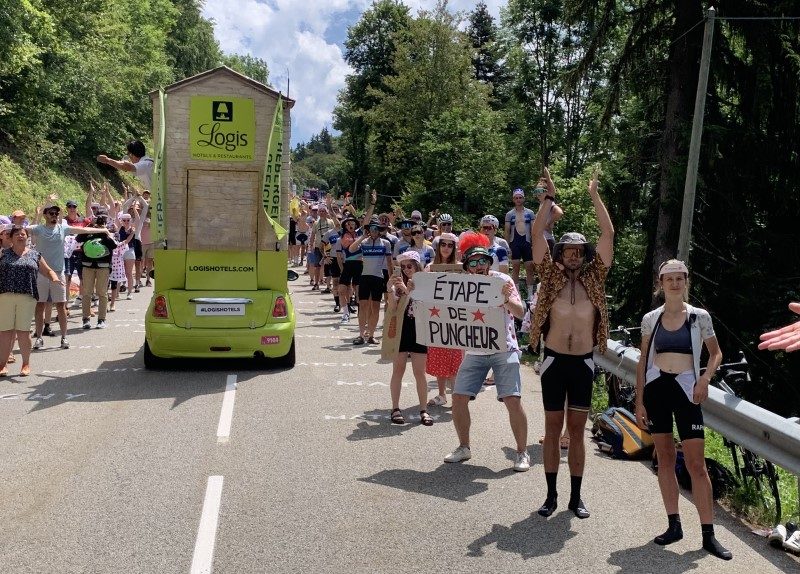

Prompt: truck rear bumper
xmin=146 ymin=322 xmax=294 ymax=359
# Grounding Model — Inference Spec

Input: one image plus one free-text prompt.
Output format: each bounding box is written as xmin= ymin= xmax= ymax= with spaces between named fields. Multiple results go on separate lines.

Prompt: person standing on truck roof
xmin=97 ymin=140 xmax=154 ymax=190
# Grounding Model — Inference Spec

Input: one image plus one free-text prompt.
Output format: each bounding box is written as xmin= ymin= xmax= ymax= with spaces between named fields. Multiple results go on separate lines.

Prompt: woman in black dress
xmin=386 ymin=250 xmax=432 ymax=426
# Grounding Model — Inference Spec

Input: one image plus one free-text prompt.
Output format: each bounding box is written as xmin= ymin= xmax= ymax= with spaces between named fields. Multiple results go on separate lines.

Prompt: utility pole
xmin=677 ymin=6 xmax=716 ymax=262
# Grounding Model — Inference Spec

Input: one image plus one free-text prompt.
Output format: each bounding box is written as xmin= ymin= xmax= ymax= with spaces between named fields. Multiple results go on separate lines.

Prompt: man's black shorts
xmin=358 ymin=274 xmax=384 ymax=301
xmin=296 ymin=232 xmax=308 ymax=246
xmin=540 ymin=347 xmax=595 ymax=413
xmin=324 ymin=258 xmax=341 ymax=279
xmin=340 ymin=260 xmax=362 ymax=286
xmin=510 ymin=235 xmax=532 ymax=262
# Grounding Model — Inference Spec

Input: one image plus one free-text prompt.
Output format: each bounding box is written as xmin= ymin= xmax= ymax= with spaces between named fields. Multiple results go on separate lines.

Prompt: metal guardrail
xmin=594 ymin=340 xmax=800 ymax=476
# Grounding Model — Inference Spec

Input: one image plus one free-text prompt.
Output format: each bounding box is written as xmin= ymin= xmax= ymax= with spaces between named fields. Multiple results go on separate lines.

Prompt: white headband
xmin=659 ymin=261 xmax=689 ymax=277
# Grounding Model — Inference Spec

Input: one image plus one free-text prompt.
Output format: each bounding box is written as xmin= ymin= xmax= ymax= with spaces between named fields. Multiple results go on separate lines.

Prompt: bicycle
xmin=602 ymin=325 xmax=641 ymax=413
xmin=709 ymin=353 xmax=782 ymax=525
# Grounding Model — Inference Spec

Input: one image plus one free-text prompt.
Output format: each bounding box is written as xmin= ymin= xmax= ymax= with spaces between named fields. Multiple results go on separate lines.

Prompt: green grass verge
xmin=0 ymin=153 xmax=135 ymax=218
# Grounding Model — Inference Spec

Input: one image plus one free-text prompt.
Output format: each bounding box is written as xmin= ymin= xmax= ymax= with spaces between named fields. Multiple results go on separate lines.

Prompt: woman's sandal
xmin=390 ymin=408 xmax=405 ymax=425
xmin=7 ymin=354 xmax=16 ymax=364
xmin=20 ymin=364 xmax=31 ymax=377
xmin=419 ymin=410 xmax=434 ymax=426
xmin=427 ymin=395 xmax=447 ymax=407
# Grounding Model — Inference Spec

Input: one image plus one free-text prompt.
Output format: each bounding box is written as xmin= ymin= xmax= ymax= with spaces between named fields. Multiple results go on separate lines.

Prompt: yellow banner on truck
xmin=261 ymin=96 xmax=287 ymax=239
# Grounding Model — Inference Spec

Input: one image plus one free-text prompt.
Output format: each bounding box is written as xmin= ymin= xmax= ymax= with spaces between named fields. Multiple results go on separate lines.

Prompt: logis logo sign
xmin=190 ymin=96 xmax=255 ymax=161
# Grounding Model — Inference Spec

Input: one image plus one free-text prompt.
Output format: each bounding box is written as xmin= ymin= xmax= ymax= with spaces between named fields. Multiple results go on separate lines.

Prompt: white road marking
xmin=190 ymin=475 xmax=224 ymax=574
xmin=216 ymin=375 xmax=237 ymax=443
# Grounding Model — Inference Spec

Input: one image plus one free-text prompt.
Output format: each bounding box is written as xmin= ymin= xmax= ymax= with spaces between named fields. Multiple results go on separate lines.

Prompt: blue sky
xmin=202 ymin=1 xmax=504 ymax=146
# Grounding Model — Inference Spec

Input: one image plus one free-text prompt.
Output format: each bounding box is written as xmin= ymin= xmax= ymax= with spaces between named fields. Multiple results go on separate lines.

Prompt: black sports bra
xmin=654 ymin=321 xmax=692 ymax=355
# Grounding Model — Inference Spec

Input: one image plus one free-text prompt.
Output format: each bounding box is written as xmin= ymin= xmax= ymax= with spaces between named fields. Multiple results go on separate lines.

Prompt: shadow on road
xmin=359 ymin=464 xmax=516 ymax=502
xmin=467 ymin=510 xmax=576 ymax=558
xmin=20 ymin=344 xmax=291 ymax=412
xmin=346 ymin=408 xmax=454 ymax=441
xmin=608 ymin=544 xmax=705 ymax=573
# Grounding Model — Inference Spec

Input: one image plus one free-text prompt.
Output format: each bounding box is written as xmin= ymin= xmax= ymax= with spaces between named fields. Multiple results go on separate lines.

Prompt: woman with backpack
xmin=634 ymin=260 xmax=731 ymax=560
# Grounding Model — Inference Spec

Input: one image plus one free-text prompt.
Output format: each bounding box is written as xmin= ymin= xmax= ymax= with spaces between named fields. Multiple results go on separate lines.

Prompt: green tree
xmin=166 ymin=0 xmax=221 ymax=80
xmin=333 ymin=0 xmax=411 ymax=201
xmin=221 ymin=52 xmax=270 ymax=85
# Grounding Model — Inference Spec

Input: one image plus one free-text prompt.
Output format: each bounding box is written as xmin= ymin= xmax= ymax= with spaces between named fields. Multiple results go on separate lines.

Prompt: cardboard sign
xmin=189 ymin=96 xmax=255 ymax=161
xmin=413 ymin=301 xmax=507 ymax=352
xmin=411 ymin=272 xmax=507 ymax=352
xmin=412 ymin=272 xmax=505 ymax=307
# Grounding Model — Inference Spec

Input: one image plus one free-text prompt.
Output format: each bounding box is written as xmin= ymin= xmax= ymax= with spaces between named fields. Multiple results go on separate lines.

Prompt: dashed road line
xmin=216 ymin=375 xmax=237 ymax=443
xmin=190 ymin=475 xmax=224 ymax=574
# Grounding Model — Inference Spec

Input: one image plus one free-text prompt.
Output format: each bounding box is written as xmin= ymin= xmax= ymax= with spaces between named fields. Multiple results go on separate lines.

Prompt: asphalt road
xmin=1 ymin=279 xmax=798 ymax=574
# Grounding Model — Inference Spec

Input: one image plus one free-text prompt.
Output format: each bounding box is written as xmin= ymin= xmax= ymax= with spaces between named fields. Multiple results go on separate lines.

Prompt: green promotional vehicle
xmin=142 ymin=66 xmax=297 ymax=368
xmin=144 ymin=252 xmax=297 ymax=368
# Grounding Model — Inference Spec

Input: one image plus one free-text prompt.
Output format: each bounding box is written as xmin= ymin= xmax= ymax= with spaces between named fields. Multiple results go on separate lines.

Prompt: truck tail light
xmin=153 ymin=295 xmax=169 ymax=319
xmin=272 ymin=296 xmax=287 ymax=318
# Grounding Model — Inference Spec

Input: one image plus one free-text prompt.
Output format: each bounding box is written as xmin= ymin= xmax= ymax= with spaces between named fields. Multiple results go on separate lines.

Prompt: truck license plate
xmin=196 ymin=304 xmax=245 ymax=316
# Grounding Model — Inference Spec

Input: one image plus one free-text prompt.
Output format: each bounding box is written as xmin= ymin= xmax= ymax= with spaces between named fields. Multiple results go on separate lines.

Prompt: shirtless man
xmin=530 ymin=168 xmax=614 ymax=520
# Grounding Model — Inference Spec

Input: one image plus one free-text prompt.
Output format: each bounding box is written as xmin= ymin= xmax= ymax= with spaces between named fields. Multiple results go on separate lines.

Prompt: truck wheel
xmin=144 ymin=341 xmax=165 ymax=369
xmin=275 ymin=338 xmax=295 ymax=368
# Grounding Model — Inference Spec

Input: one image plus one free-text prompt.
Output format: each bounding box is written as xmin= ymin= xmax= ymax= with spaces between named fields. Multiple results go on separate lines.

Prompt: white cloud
xmin=203 ymin=1 xmax=505 ymax=145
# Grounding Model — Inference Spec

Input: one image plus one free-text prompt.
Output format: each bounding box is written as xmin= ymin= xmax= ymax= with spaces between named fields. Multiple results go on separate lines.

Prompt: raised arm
xmin=589 ymin=169 xmax=614 ymax=267
xmin=362 ymin=189 xmax=377 ymax=225
xmin=97 ymin=154 xmax=136 ymax=173
xmin=532 ymin=168 xmax=556 ymax=264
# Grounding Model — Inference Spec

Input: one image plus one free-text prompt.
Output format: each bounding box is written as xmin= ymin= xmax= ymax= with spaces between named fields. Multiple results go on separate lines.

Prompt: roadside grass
xmin=0 ymin=153 xmax=136 ymax=218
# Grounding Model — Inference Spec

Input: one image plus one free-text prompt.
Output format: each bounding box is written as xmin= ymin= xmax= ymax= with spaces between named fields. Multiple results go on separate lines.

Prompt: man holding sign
xmin=530 ymin=167 xmax=614 ymax=520
xmin=440 ymin=233 xmax=530 ymax=472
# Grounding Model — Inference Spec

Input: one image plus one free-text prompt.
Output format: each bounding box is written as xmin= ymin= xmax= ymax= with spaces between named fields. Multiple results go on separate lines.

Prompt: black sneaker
xmin=348 ymin=304 xmax=357 ymax=314
xmin=42 ymin=324 xmax=54 ymax=337
xmin=82 ymin=319 xmax=91 ymax=330
xmin=334 ymin=304 xmax=340 ymax=313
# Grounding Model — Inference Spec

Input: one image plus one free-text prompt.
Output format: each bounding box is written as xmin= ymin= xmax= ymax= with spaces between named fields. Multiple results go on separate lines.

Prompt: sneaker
xmin=348 ymin=304 xmax=357 ymax=314
xmin=60 ymin=337 xmax=70 ymax=349
xmin=134 ymin=285 xmax=140 ymax=293
xmin=513 ymin=451 xmax=531 ymax=472
xmin=33 ymin=337 xmax=44 ymax=350
xmin=82 ymin=319 xmax=91 ymax=330
xmin=785 ymin=530 xmax=800 ymax=553
xmin=127 ymin=293 xmax=133 ymax=300
xmin=341 ymin=313 xmax=350 ymax=324
xmin=96 ymin=320 xmax=107 ymax=329
xmin=444 ymin=446 xmax=472 ymax=463
xmin=769 ymin=525 xmax=787 ymax=548
xmin=42 ymin=324 xmax=54 ymax=337
xmin=533 ymin=361 xmax=542 ymax=374
xmin=145 ymin=280 xmax=152 ymax=287
xmin=120 ymin=285 xmax=126 ymax=293
xmin=321 ymin=287 xmax=332 ymax=294
xmin=334 ymin=304 xmax=340 ymax=313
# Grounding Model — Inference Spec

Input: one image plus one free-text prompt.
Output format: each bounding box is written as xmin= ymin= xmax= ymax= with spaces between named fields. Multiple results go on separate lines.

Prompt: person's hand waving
xmin=759 ymin=302 xmax=800 ymax=352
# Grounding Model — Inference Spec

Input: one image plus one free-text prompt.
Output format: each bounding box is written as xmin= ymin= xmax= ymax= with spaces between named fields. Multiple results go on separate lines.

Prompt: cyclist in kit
xmin=504 ymin=188 xmax=536 ymax=299
xmin=635 ymin=259 xmax=731 ymax=560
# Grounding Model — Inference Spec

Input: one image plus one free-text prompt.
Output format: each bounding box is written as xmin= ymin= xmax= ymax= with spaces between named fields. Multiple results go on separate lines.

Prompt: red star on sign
xmin=472 ymin=309 xmax=486 ymax=323
xmin=429 ymin=307 xmax=441 ymax=317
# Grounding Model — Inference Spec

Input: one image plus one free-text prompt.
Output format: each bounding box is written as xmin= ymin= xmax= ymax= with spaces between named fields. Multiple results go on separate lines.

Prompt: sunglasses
xmin=467 ymin=257 xmax=491 ymax=268
xmin=439 ymin=241 xmax=455 ymax=248
xmin=369 ymin=225 xmax=379 ymax=231
xmin=400 ymin=263 xmax=416 ymax=270
xmin=480 ymin=225 xmax=494 ymax=231
xmin=440 ymin=222 xmax=452 ymax=226
xmin=411 ymin=230 xmax=422 ymax=235
xmin=45 ymin=210 xmax=60 ymax=216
